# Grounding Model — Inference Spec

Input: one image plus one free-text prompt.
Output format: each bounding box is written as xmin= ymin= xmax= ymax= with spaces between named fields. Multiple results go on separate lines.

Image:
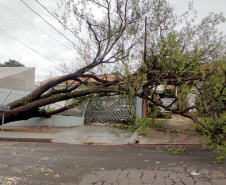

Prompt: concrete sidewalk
xmin=137 ymin=114 xmax=207 ymax=145
xmin=0 ymin=114 xmax=206 ymax=145
xmin=0 ymin=125 xmax=133 ymax=145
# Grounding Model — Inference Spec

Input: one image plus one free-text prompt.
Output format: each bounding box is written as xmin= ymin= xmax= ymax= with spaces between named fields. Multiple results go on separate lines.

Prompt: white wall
xmin=5 ymin=115 xmax=84 ymax=127
xmin=0 ymin=68 xmax=36 ymax=91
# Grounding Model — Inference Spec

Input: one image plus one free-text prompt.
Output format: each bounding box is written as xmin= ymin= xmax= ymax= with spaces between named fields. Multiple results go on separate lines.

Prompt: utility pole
xmin=142 ymin=16 xmax=149 ymax=118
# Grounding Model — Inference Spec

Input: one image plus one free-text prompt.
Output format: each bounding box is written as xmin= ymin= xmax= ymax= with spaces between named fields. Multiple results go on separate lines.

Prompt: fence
xmin=61 ymin=95 xmax=136 ymax=123
xmin=85 ymin=95 xmax=135 ymax=122
xmin=0 ymin=88 xmax=138 ymax=124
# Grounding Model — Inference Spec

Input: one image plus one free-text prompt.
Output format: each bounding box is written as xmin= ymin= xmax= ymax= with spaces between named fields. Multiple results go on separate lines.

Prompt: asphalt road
xmin=0 ymin=142 xmax=225 ymax=185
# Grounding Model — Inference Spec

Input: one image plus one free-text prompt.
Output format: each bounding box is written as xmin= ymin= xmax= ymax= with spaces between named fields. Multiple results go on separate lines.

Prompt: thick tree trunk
xmin=1 ymin=86 xmax=116 ymax=124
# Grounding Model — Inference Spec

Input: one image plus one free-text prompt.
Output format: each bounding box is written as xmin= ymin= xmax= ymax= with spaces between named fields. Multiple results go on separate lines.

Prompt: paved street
xmin=0 ymin=142 xmax=225 ymax=184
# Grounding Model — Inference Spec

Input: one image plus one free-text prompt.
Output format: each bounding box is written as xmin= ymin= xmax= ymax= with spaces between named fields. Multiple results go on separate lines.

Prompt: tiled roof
xmin=40 ymin=75 xmax=119 ymax=85
xmin=0 ymin=67 xmax=34 ymax=78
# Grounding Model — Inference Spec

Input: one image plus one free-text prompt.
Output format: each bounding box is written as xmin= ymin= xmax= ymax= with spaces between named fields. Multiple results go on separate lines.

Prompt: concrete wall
xmin=135 ymin=96 xmax=142 ymax=119
xmin=0 ymin=68 xmax=36 ymax=91
xmin=135 ymin=96 xmax=142 ymax=125
xmin=5 ymin=115 xmax=84 ymax=127
xmin=0 ymin=88 xmax=85 ymax=127
xmin=0 ymin=88 xmax=29 ymax=105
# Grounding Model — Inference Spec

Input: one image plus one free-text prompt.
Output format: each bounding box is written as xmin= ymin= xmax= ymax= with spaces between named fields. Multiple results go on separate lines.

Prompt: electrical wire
xmin=0 ymin=2 xmax=77 ymax=55
xmin=33 ymin=0 xmax=115 ymax=73
xmin=20 ymin=0 xmax=117 ymax=74
xmin=0 ymin=28 xmax=60 ymax=66
xmin=34 ymin=0 xmax=96 ymax=54
xmin=19 ymin=0 xmax=83 ymax=53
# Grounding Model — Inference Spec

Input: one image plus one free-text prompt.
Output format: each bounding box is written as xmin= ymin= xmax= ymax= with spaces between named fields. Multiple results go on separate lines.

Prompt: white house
xmin=0 ymin=67 xmax=36 ymax=91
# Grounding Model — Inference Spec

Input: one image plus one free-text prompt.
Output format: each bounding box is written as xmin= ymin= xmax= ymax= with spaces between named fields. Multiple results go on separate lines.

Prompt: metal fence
xmin=60 ymin=100 xmax=88 ymax=117
xmin=0 ymin=88 xmax=136 ymax=123
xmin=60 ymin=95 xmax=136 ymax=122
xmin=85 ymin=95 xmax=136 ymax=122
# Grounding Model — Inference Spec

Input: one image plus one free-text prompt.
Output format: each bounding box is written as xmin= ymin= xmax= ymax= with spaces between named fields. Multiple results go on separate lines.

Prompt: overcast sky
xmin=0 ymin=0 xmax=225 ymax=82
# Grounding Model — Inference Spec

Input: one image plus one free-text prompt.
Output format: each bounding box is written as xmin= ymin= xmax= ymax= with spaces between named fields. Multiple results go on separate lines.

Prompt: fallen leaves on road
xmin=168 ymin=163 xmax=177 ymax=166
xmin=0 ymin=164 xmax=7 ymax=168
xmin=190 ymin=171 xmax=200 ymax=176
xmin=0 ymin=176 xmax=25 ymax=185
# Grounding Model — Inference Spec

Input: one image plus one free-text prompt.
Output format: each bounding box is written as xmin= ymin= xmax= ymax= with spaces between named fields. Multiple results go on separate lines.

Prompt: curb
xmin=0 ymin=137 xmax=52 ymax=143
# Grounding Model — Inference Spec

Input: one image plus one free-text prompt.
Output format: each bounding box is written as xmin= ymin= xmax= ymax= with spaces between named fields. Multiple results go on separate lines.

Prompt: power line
xmin=33 ymin=0 xmax=116 ymax=74
xmin=0 ymin=2 xmax=77 ymax=55
xmin=19 ymin=0 xmax=83 ymax=53
xmin=34 ymin=0 xmax=96 ymax=53
xmin=0 ymin=28 xmax=60 ymax=66
xmin=20 ymin=0 xmax=116 ymax=74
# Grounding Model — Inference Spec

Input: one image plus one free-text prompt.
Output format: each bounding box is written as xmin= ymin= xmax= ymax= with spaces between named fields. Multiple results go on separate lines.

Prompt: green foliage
xmin=0 ymin=59 xmax=25 ymax=67
xmin=214 ymin=144 xmax=226 ymax=164
xmin=137 ymin=121 xmax=149 ymax=136
xmin=59 ymin=1 xmax=225 ymax=163
xmin=107 ymin=128 xmax=120 ymax=137
xmin=148 ymin=109 xmax=167 ymax=130
xmin=189 ymin=65 xmax=226 ymax=162
xmin=9 ymin=0 xmax=225 ymax=164
xmin=84 ymin=142 xmax=93 ymax=145
xmin=213 ymin=156 xmax=225 ymax=164
xmin=162 ymin=89 xmax=174 ymax=98
xmin=162 ymin=113 xmax=171 ymax=119
xmin=136 ymin=116 xmax=167 ymax=136
xmin=156 ymin=146 xmax=187 ymax=154
xmin=149 ymin=120 xmax=166 ymax=131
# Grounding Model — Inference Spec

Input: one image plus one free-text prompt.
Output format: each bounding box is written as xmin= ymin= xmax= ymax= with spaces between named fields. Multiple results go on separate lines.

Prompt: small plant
xmin=174 ymin=128 xmax=182 ymax=134
xmin=213 ymin=144 xmax=226 ymax=164
xmin=156 ymin=146 xmax=187 ymax=154
xmin=115 ymin=132 xmax=120 ymax=137
xmin=84 ymin=142 xmax=93 ymax=145
xmin=128 ymin=125 xmax=139 ymax=133
xmin=138 ymin=123 xmax=149 ymax=136
xmin=166 ymin=129 xmax=171 ymax=134
xmin=156 ymin=147 xmax=161 ymax=151
xmin=180 ymin=116 xmax=185 ymax=120
xmin=135 ymin=116 xmax=168 ymax=136
xmin=107 ymin=128 xmax=120 ymax=137
xmin=162 ymin=113 xmax=171 ymax=119
xmin=165 ymin=146 xmax=187 ymax=154
xmin=187 ymin=124 xmax=197 ymax=131
xmin=149 ymin=120 xmax=166 ymax=131
xmin=213 ymin=155 xmax=225 ymax=164
xmin=136 ymin=117 xmax=150 ymax=136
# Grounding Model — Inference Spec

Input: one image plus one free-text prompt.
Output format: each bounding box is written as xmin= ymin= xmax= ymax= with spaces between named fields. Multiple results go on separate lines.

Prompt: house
xmin=0 ymin=67 xmax=37 ymax=91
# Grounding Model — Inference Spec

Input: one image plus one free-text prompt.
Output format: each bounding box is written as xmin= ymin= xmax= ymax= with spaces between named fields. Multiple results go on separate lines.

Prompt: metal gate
xmin=84 ymin=95 xmax=135 ymax=122
xmin=60 ymin=95 xmax=136 ymax=123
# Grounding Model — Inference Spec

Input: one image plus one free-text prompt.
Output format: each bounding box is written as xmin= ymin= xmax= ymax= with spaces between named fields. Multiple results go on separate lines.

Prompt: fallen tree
xmin=0 ymin=0 xmax=224 ymax=121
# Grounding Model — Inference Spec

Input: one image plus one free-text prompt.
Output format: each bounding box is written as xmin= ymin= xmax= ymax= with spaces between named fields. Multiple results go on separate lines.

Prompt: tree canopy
xmin=0 ymin=59 xmax=25 ymax=67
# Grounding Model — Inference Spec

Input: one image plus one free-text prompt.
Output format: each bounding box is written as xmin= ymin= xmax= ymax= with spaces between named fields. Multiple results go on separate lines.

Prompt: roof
xmin=0 ymin=67 xmax=34 ymax=78
xmin=40 ymin=75 xmax=119 ymax=85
